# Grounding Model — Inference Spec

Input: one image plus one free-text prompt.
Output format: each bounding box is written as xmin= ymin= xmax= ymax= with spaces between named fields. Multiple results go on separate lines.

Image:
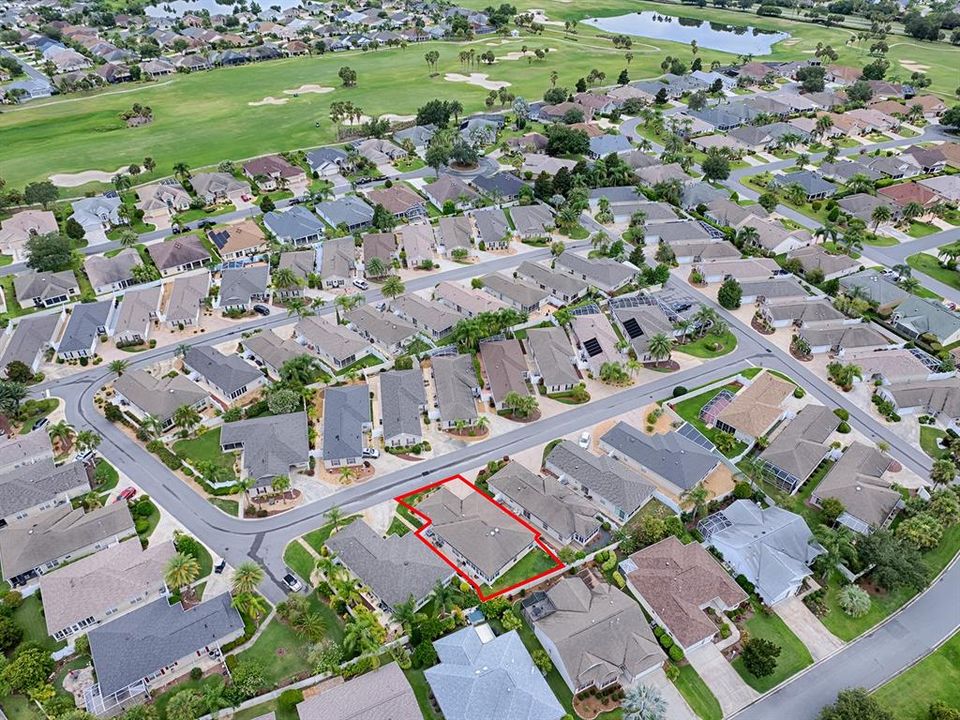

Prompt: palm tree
xmin=172 ymin=162 xmax=191 ymax=179
xmin=338 ymin=466 xmax=354 ymax=484
xmin=173 ymin=404 xmax=201 ymax=434
xmin=432 ymin=580 xmax=456 ymax=615
xmin=272 ymin=475 xmax=291 ymax=493
xmin=48 ymin=420 xmax=75 ymax=451
xmin=391 ymin=597 xmax=418 ymax=631
xmin=272 ymin=267 xmax=301 ymax=293
xmin=0 ymin=381 xmax=27 ymax=419
xmin=365 ymin=257 xmax=387 ymax=278
xmin=342 ymin=610 xmax=384 ymax=657
xmin=646 ymin=333 xmax=673 ymax=367
xmin=326 ymin=505 xmax=348 ymax=532
xmin=75 ymin=430 xmax=102 ymax=452
xmin=165 ymin=552 xmax=201 ymax=591
xmin=232 ymin=562 xmax=265 ymax=595
xmin=232 ymin=592 xmax=267 ymax=619
xmin=381 ymin=275 xmax=405 ymax=299
xmin=871 ymin=204 xmax=892 ymax=233
xmin=138 ymin=414 xmax=164 ymax=441
xmin=285 ymin=298 xmax=312 ymax=319
xmin=108 ymin=359 xmax=130 ymax=377
xmin=846 ymin=173 xmax=874 ymax=195
xmin=735 ymin=226 xmax=759 ymax=249
xmin=814 ymin=224 xmax=839 ymax=246
xmin=117 ymin=230 xmax=139 ymax=249
xmin=812 ymin=524 xmax=856 ymax=581
xmin=294 ymin=612 xmax=329 ymax=641
xmin=901 ymin=201 xmax=925 ymax=226
xmin=681 ymin=485 xmax=710 ymax=521
xmin=81 ymin=491 xmax=104 ymax=511
xmin=334 ymin=293 xmax=363 ymax=321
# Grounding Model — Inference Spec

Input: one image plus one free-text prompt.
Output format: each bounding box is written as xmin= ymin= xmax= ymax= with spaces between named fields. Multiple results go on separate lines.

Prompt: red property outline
xmin=395 ymin=474 xmax=565 ymax=601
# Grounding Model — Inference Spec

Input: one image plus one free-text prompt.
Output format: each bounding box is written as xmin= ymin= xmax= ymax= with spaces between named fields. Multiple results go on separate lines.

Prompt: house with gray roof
xmin=609 ymin=302 xmax=675 ymax=363
xmin=148 ymin=236 xmax=210 ymax=277
xmin=431 ymin=354 xmax=480 ymax=429
xmin=773 ymin=170 xmax=837 ymax=200
xmin=481 ymin=273 xmax=547 ymax=313
xmin=0 ymin=457 xmax=89 ymax=527
xmin=811 ymin=442 xmax=901 ymax=534
xmin=704 ymin=198 xmax=769 ymax=228
xmin=891 ymin=297 xmax=960 ymax=346
xmin=526 ymin=575 xmax=663 ymax=694
xmin=319 ymin=236 xmax=356 ymax=288
xmin=15 ymin=270 xmax=80 ymax=309
xmin=739 ymin=277 xmax=809 ymax=305
xmin=425 ymin=625 xmax=564 ymax=720
xmin=57 ymin=300 xmax=114 ymax=360
xmin=113 ymin=368 xmax=208 ymax=430
xmin=510 ymin=204 xmax=554 ymax=239
xmin=183 ymin=345 xmax=263 ymax=401
xmin=760 ymin=298 xmax=847 ymax=329
xmin=555 ymin=252 xmax=635 ymax=294
xmin=479 ymin=338 xmax=530 ymax=410
xmin=218 ymin=264 xmax=270 ymax=310
xmin=0 ymin=430 xmax=53 ymax=475
xmin=392 ymin=124 xmax=437 ymax=150
xmin=85 ymin=593 xmax=243 ymax=716
xmin=436 ymin=215 xmax=474 ymax=258
xmin=295 ymin=315 xmax=372 ymax=370
xmin=701 ymin=500 xmax=822 ymax=605
xmin=379 ymin=369 xmax=426 ymax=447
xmin=113 ymin=286 xmax=161 ymax=346
xmin=306 ymin=147 xmax=349 ymax=176
xmin=840 ymin=269 xmax=910 ymax=311
xmin=837 ymin=192 xmax=897 ymax=223
xmin=525 ymin=326 xmax=578 ymax=393
xmin=471 ymin=206 xmax=511 ymax=249
xmin=322 ymin=384 xmax=372 ymax=469
xmin=650 ymin=224 xmax=713 ymax=249
xmin=0 ymin=311 xmax=63 ymax=372
xmin=390 ymin=293 xmax=463 ymax=340
xmin=787 ymin=245 xmax=860 ymax=281
xmin=588 ymin=133 xmax=633 ymax=158
xmin=315 ymin=196 xmax=374 ymax=232
xmin=220 ymin=411 xmax=309 ymax=489
xmin=40 ymin=539 xmax=174 ymax=641
xmin=84 ymin=249 xmax=141 ymax=295
xmin=325 ymin=520 xmax=452 ymax=612
xmin=516 ymin=262 xmax=588 ymax=305
xmin=471 ymin=172 xmax=527 ymax=202
xmin=422 ymin=175 xmax=478 ymax=210
xmin=164 ymin=272 xmax=210 ymax=328
xmin=70 ymin=193 xmax=124 ymax=241
xmin=0 ymin=503 xmax=136 ymax=584
xmin=682 ymin=182 xmax=727 ymax=209
xmin=347 ymin=305 xmax=417 ymax=354
xmin=263 ymin=206 xmax=324 ymax=245
xmin=275 ymin=250 xmax=316 ymax=298
xmin=757 ymin=405 xmax=839 ymax=493
xmin=296 ymin=662 xmax=422 ymax=720
xmin=817 ymin=161 xmax=882 ymax=185
xmin=189 ymin=172 xmax=250 ymax=205
xmin=545 ymin=440 xmax=654 ymax=525
xmin=800 ymin=322 xmax=893 ymax=356
xmin=599 ymin=422 xmax=719 ymax=500
xmin=242 ymin=330 xmax=308 ymax=377
xmin=362 ymin=233 xmax=396 ymax=275
xmin=417 ymin=481 xmax=537 ymax=584
xmin=489 ymin=462 xmax=600 ymax=546
xmin=879 ymin=379 xmax=960 ymax=423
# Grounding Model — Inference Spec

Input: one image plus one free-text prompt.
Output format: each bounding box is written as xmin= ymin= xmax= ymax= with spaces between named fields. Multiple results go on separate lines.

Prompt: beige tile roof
xmin=716 ymin=371 xmax=794 ymax=438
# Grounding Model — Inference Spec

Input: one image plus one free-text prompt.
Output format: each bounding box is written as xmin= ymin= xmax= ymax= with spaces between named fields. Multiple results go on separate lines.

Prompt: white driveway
xmin=774 ymin=596 xmax=844 ymax=661
xmin=644 ymin=668 xmax=698 ymax=720
xmin=687 ymin=643 xmax=759 ymax=717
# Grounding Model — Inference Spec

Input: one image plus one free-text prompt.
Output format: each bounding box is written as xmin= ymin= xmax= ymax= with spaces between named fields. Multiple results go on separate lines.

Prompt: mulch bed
xmin=502 ymin=410 xmax=542 ymax=423
xmin=573 ymin=694 xmax=621 ymax=720
xmin=790 ymin=347 xmax=813 ymax=362
xmin=445 ymin=426 xmax=490 ymax=439
xmin=751 ymin=317 xmax=775 ymax=335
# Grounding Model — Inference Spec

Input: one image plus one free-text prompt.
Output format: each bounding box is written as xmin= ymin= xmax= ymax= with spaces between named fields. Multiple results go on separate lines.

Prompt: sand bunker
xmin=283 ymin=84 xmax=334 ymax=95
xmin=900 ymin=60 xmax=930 ymax=72
xmin=249 ymin=96 xmax=289 ymax=106
xmin=382 ymin=113 xmax=416 ymax=122
xmin=444 ymin=73 xmax=511 ymax=90
xmin=342 ymin=115 xmax=373 ymax=125
xmin=49 ymin=166 xmax=129 ymax=187
xmin=495 ymin=48 xmax=558 ymax=61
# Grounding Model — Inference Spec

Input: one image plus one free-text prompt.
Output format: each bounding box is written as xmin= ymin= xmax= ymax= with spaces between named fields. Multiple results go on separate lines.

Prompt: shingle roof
xmin=715 ymin=372 xmax=794 ymax=438
xmin=481 ymin=273 xmax=548 ymax=309
xmin=14 ymin=270 xmax=78 ymax=304
xmin=525 ymin=326 xmax=578 ymax=389
xmin=89 ymin=592 xmax=243 ymax=696
xmin=296 ymin=662 xmax=422 ymax=720
xmin=114 ymin=285 xmax=162 ymax=340
xmin=510 ymin=204 xmax=554 ymax=237
xmin=165 ymin=272 xmax=210 ymax=323
xmin=242 ymin=330 xmax=307 ymax=372
xmin=219 ymin=264 xmax=269 ymax=306
xmin=479 ymin=338 xmax=530 ymax=404
xmin=758 ymin=406 xmax=838 ymax=483
xmin=347 ymin=305 xmax=417 ymax=348
xmin=893 ymin=296 xmax=960 ymax=343
xmin=220 ymin=411 xmax=309 ymax=484
xmin=555 ymin=252 xmax=635 ymax=290
xmin=148 ymin=236 xmax=210 ymax=271
xmin=391 ymin=293 xmax=463 ymax=335
xmin=322 ymin=384 xmax=371 ymax=461
xmin=516 ymin=262 xmax=588 ymax=299
xmin=114 ymin=368 xmax=208 ymax=424
xmin=295 ymin=316 xmax=369 ymax=364
xmin=886 ymin=379 xmax=960 ymax=418
xmin=600 ymin=422 xmax=718 ymax=491
xmin=84 ymin=248 xmax=139 ymax=289
xmin=0 ymin=458 xmax=88 ymax=520
xmin=471 ymin=206 xmax=511 ymax=244
xmin=545 ymin=440 xmax=654 ymax=517
xmin=813 ymin=442 xmax=898 ymax=529
xmin=59 ymin=300 xmax=112 ymax=354
xmin=432 ymin=354 xmax=479 ymax=424
xmin=325 ymin=521 xmax=450 ymax=610
xmin=0 ymin=312 xmax=61 ymax=369
xmin=379 ymin=369 xmax=426 ymax=442
xmin=184 ymin=345 xmax=261 ymax=396
xmin=316 ymin=196 xmax=374 ymax=228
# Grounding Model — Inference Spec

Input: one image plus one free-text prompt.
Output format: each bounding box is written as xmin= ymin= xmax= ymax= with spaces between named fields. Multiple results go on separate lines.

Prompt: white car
xmin=362 ymin=447 xmax=380 ymax=459
xmin=579 ymin=431 xmax=591 ymax=448
xmin=353 ymin=278 xmax=369 ymax=291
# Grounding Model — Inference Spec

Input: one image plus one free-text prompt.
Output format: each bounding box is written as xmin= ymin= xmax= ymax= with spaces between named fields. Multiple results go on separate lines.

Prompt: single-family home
xmin=220 ymin=411 xmax=309 ymax=490
xmin=773 ymin=170 xmax=837 ymax=200
xmin=812 ymin=442 xmax=901 ymax=534
xmin=0 ymin=209 xmax=58 ymax=259
xmin=113 ymin=368 xmax=208 ymax=431
xmin=431 ymin=354 xmax=480 ymax=430
xmin=366 ymin=185 xmax=426 ymax=219
xmin=738 ymin=277 xmax=809 ymax=305
xmin=208 ymin=220 xmax=267 ymax=262
xmin=471 ymin=172 xmax=527 ymax=202
xmin=164 ymin=271 xmax=210 ymax=328
xmin=891 ymin=297 xmax=960 ymax=346
xmin=322 ymin=384 xmax=372 ymax=469
xmin=423 ymin=175 xmax=478 ymax=210
xmin=182 ymin=345 xmax=263 ymax=401
xmin=714 ymin=371 xmax=794 ymax=444
xmin=189 ymin=172 xmax=250 ymax=205
xmin=839 ymin=269 xmax=910 ymax=311
xmin=315 ymin=196 xmax=375 ymax=232
xmin=57 ymin=300 xmax=113 ymax=360
xmin=113 ymin=285 xmax=162 ymax=346
xmin=435 ymin=281 xmax=507 ymax=317
xmin=390 ymin=293 xmax=463 ymax=341
xmin=397 ymin=224 xmax=435 ymax=268
xmin=471 ymin=206 xmax=512 ymax=249
xmin=148 ymin=236 xmax=211 ymax=277
xmin=510 ymin=204 xmax=554 ymax=239
xmin=84 ymin=249 xmax=140 ymax=295
xmin=379 ymin=369 xmax=427 ymax=448
xmin=295 ymin=315 xmax=372 ymax=371
xmin=569 ymin=312 xmax=620 ymax=375
xmin=479 ymin=338 xmax=530 ymax=410
xmin=136 ymin=182 xmax=191 ymax=225
xmin=263 ymin=206 xmax=325 ymax=245
xmin=296 ymin=662 xmax=422 ymax=720
xmin=306 ymin=147 xmax=349 ymax=177
xmin=799 ymin=323 xmax=893 ymax=356
xmin=218 ymin=263 xmax=270 ymax=310
xmin=347 ymin=305 xmax=417 ymax=354
xmin=786 ymin=245 xmax=860 ymax=281
xmin=14 ymin=270 xmax=80 ymax=309
xmin=481 ymin=273 xmax=548 ymax=313
xmin=555 ymin=252 xmax=635 ymax=295
xmin=436 ymin=215 xmax=474 ymax=259
xmin=0 ymin=312 xmax=63 ymax=373
xmin=69 ymin=194 xmax=124 ymax=242
xmin=525 ymin=326 xmax=578 ymax=394
xmin=242 ymin=155 xmax=307 ymax=195
xmin=516 ymin=262 xmax=587 ymax=306
xmin=879 ymin=380 xmax=960 ymax=424
xmin=0 ymin=447 xmax=88 ymax=527
xmin=755 ymin=405 xmax=839 ymax=493
xmin=242 ymin=330 xmax=308 ymax=378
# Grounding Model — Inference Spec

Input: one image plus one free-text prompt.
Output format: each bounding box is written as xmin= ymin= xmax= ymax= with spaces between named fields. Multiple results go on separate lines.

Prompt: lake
xmin=583 ymin=12 xmax=789 ymax=55
xmin=145 ymin=0 xmax=302 ymax=18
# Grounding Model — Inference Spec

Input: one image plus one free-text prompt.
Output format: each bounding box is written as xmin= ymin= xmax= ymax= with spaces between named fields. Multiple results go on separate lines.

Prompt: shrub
xmin=412 ymin=641 xmax=439 ymax=669
xmin=658 ymin=633 xmax=674 ymax=650
xmin=664 ymin=663 xmax=680 ymax=681
xmin=611 ymin=570 xmax=625 ymax=589
xmin=104 ymin=404 xmax=124 ymax=422
xmin=793 ymin=386 xmax=805 ymax=399
xmin=837 ymin=585 xmax=871 ymax=618
xmin=833 ymin=408 xmax=849 ymax=421
xmin=735 ymin=574 xmax=756 ymax=596
xmin=733 ymin=481 xmax=753 ymax=500
xmin=672 ymin=386 xmax=688 ymax=397
xmin=189 ymin=667 xmax=203 ymax=681
xmin=837 ymin=421 xmax=851 ymax=433
xmin=741 ymin=637 xmax=780 ymax=678
xmin=277 ymin=689 xmax=304 ymax=712
xmin=668 ymin=645 xmax=685 ymax=662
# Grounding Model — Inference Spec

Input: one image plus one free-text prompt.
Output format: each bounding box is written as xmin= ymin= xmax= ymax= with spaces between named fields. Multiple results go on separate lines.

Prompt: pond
xmin=145 ymin=0 xmax=301 ymax=18
xmin=583 ymin=11 xmax=789 ymax=55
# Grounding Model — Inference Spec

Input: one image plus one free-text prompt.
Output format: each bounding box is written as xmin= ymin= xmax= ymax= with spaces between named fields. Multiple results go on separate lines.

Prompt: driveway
xmin=644 ymin=668 xmax=698 ymax=720
xmin=774 ymin=596 xmax=844 ymax=662
xmin=687 ymin=643 xmax=759 ymax=717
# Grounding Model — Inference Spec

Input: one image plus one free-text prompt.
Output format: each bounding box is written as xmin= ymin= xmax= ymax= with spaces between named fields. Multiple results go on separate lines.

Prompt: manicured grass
xmin=906 ymin=222 xmax=939 ymax=238
xmin=301 ymin=515 xmax=358 ymax=554
xmin=872 ymin=631 xmax=960 ymax=720
xmin=173 ymin=427 xmax=237 ymax=475
xmin=907 ymin=253 xmax=960 ymax=291
xmin=137 ymin=498 xmax=162 ymax=541
xmin=0 ymin=275 xmax=36 ymax=322
xmin=17 ymin=398 xmax=59 ymax=434
xmin=669 ymin=384 xmax=747 ymax=458
xmin=12 ymin=594 xmax=66 ymax=653
xmin=334 ymin=353 xmax=383 ymax=376
xmin=861 ymin=234 xmax=900 ymax=247
xmin=234 ymin=698 xmax=299 ymax=720
xmin=674 ymin=663 xmax=723 ymax=720
xmin=283 ymin=539 xmax=316 ymax=585
xmin=387 ymin=515 xmax=411 ymax=536
xmin=675 ymin=330 xmax=737 ymax=359
xmin=173 ymin=203 xmax=236 ymax=225
xmin=0 ymin=255 xmax=12 ymax=267
xmin=93 ymin=458 xmax=120 ymax=493
xmin=480 ymin=547 xmax=560 ymax=595
xmin=731 ymin=604 xmax=813 ymax=693
xmin=405 ymin=669 xmax=443 ymax=720
xmin=208 ymin=497 xmax=240 ymax=516
xmin=152 ymin=675 xmax=226 ymax=720
xmin=919 ymin=426 xmax=948 ymax=459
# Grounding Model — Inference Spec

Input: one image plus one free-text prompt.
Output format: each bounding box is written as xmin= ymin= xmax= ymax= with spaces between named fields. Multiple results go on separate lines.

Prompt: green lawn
xmin=675 ymin=330 xmax=737 ymax=359
xmin=674 ymin=663 xmax=723 ymax=720
xmin=93 ymin=458 xmax=120 ymax=493
xmin=208 ymin=497 xmax=240 ymax=516
xmin=906 ymin=222 xmax=940 ymax=238
xmin=861 ymin=234 xmax=900 ymax=247
xmin=12 ymin=594 xmax=66 ymax=654
xmin=283 ymin=540 xmax=316 ymax=585
xmin=405 ymin=669 xmax=443 ymax=720
xmin=669 ymin=384 xmax=747 ymax=458
xmin=919 ymin=426 xmax=947 ymax=459
xmin=907 ymin=253 xmax=960 ymax=291
xmin=334 ymin=353 xmax=383 ymax=376
xmin=17 ymin=398 xmax=59 ymax=434
xmin=872 ymin=632 xmax=960 ymax=719
xmin=387 ymin=515 xmax=411 ymax=536
xmin=480 ymin=547 xmax=560 ymax=595
xmin=301 ymin=515 xmax=359 ymax=554
xmin=152 ymin=675 xmax=226 ymax=720
xmin=173 ymin=203 xmax=236 ymax=225
xmin=173 ymin=428 xmax=237 ymax=476
xmin=731 ymin=604 xmax=813 ymax=693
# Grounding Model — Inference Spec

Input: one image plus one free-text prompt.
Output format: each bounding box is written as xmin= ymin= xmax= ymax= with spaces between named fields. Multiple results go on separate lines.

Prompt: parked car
xmin=32 ymin=417 xmax=49 ymax=431
xmin=579 ymin=431 xmax=591 ymax=449
xmin=214 ymin=557 xmax=226 ymax=574
xmin=352 ymin=278 xmax=369 ymax=291
xmin=362 ymin=447 xmax=380 ymax=459
xmin=115 ymin=487 xmax=137 ymax=502
xmin=283 ymin=572 xmax=303 ymax=592
xmin=253 ymin=304 xmax=271 ymax=316
xmin=75 ymin=450 xmax=95 ymax=463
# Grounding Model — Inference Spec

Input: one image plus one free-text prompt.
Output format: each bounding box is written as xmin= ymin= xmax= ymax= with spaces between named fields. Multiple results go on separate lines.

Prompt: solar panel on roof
xmin=622 ymin=318 xmax=643 ymax=339
xmin=583 ymin=338 xmax=602 ymax=357
xmin=677 ymin=422 xmax=716 ymax=452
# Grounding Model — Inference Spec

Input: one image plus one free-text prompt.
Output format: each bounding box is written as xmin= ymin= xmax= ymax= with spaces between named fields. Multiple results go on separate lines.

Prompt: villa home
xmin=479 ymin=338 xmax=530 ymax=410
xmin=436 ymin=215 xmax=474 ymax=258
xmin=397 ymin=224 xmax=435 ymax=267
xmin=113 ymin=368 xmax=208 ymax=431
xmin=431 ymin=354 xmax=481 ymax=430
xmin=525 ymin=326 xmax=579 ymax=394
xmin=14 ymin=270 xmax=80 ymax=309
xmin=812 ymin=442 xmax=901 ymax=534
xmin=322 ymin=384 xmax=372 ymax=469
xmin=366 ymin=185 xmax=426 ymax=219
xmin=208 ymin=220 xmax=267 ymax=261
xmin=220 ymin=411 xmax=309 ymax=490
xmin=0 ymin=313 xmax=63 ymax=373
xmin=84 ymin=249 xmax=140 ymax=295
xmin=423 ymin=175 xmax=478 ymax=210
xmin=242 ymin=154 xmax=308 ymax=195
xmin=182 ymin=345 xmax=263 ymax=401
xmin=164 ymin=272 xmax=210 ymax=328
xmin=263 ymin=206 xmax=325 ymax=245
xmin=148 ymin=236 xmax=211 ymax=277
xmin=57 ymin=300 xmax=114 ymax=360
xmin=379 ymin=369 xmax=427 ymax=448
xmin=136 ymin=182 xmax=191 ymax=225
xmin=295 ymin=315 xmax=372 ymax=371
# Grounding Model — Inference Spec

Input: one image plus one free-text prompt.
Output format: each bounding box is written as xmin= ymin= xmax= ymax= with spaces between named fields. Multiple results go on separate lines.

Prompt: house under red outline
xmin=395 ymin=474 xmax=564 ymax=601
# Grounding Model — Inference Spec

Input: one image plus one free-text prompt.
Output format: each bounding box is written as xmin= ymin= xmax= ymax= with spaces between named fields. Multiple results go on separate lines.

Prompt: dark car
xmin=214 ymin=558 xmax=227 ymax=574
xmin=253 ymin=304 xmax=271 ymax=316
xmin=197 ymin=220 xmax=216 ymax=230
xmin=32 ymin=417 xmax=49 ymax=431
